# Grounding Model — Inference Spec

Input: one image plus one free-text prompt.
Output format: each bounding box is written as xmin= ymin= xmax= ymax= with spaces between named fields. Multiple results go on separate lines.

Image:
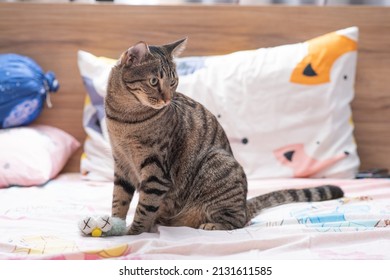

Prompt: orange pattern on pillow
xmin=290 ymin=32 xmax=357 ymax=85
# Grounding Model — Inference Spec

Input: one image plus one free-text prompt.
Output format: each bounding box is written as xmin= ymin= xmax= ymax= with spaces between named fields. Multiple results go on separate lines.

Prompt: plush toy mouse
xmin=78 ymin=215 xmax=126 ymax=237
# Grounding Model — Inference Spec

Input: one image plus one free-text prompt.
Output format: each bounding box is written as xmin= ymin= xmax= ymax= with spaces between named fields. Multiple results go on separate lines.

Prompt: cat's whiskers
xmin=148 ymin=97 xmax=158 ymax=104
xmin=170 ymin=99 xmax=185 ymax=115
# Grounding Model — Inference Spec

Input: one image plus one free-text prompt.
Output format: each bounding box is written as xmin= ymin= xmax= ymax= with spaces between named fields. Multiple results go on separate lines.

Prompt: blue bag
xmin=0 ymin=54 xmax=59 ymax=128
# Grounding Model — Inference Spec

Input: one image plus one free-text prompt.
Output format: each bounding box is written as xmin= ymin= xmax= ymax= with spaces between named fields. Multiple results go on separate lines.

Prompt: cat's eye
xmin=149 ymin=77 xmax=159 ymax=86
xmin=170 ymin=79 xmax=177 ymax=87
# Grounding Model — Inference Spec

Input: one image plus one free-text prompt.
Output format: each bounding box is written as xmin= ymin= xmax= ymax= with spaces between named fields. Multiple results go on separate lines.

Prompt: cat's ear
xmin=165 ymin=38 xmax=187 ymax=58
xmin=120 ymin=41 xmax=149 ymax=66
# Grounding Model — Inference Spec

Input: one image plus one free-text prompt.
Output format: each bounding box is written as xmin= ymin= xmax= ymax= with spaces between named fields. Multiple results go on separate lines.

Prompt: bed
xmin=0 ymin=2 xmax=389 ymax=260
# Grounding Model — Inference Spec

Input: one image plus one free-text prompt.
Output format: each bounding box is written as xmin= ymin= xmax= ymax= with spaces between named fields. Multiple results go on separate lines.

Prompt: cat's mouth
xmin=147 ymin=97 xmax=170 ymax=109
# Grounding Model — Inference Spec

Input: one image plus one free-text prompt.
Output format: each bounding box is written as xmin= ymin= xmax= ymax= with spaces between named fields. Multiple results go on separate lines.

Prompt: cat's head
xmin=113 ymin=38 xmax=187 ymax=110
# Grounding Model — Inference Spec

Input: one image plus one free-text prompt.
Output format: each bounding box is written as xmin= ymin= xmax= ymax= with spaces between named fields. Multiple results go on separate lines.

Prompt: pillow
xmin=0 ymin=125 xmax=80 ymax=187
xmin=0 ymin=54 xmax=59 ymax=128
xmin=78 ymin=51 xmax=115 ymax=181
xmin=77 ymin=26 xmax=360 ymax=181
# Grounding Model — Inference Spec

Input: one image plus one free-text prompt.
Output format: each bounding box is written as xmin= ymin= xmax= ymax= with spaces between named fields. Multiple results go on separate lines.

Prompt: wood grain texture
xmin=0 ymin=3 xmax=389 ymax=173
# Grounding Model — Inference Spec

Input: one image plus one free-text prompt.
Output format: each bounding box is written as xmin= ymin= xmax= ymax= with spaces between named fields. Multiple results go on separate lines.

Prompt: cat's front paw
xmin=199 ymin=223 xmax=218 ymax=230
xmin=199 ymin=223 xmax=232 ymax=230
xmin=126 ymin=223 xmax=153 ymax=235
xmin=126 ymin=226 xmax=144 ymax=235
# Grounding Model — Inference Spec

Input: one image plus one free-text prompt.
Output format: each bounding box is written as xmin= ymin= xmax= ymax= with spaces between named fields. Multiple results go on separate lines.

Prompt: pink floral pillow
xmin=0 ymin=125 xmax=80 ymax=187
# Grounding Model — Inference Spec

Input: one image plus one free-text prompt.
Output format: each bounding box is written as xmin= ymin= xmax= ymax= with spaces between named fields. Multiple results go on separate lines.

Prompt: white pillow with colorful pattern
xmin=77 ymin=26 xmax=360 ymax=181
xmin=78 ymin=51 xmax=115 ymax=181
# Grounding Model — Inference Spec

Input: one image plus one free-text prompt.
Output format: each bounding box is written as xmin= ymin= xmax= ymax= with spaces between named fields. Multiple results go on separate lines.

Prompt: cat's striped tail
xmin=246 ymin=185 xmax=344 ymax=221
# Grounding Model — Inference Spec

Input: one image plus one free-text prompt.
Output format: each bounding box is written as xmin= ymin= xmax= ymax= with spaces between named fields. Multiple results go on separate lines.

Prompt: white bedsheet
xmin=0 ymin=173 xmax=389 ymax=260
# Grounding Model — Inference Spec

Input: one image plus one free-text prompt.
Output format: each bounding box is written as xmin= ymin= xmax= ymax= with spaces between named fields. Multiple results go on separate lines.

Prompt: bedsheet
xmin=0 ymin=173 xmax=389 ymax=260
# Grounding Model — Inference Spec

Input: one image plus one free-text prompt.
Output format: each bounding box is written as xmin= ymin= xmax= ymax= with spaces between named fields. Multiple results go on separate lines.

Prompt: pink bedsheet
xmin=0 ymin=173 xmax=389 ymax=260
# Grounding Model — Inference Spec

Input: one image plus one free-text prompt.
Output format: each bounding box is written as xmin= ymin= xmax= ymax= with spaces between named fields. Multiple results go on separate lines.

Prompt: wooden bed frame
xmin=0 ymin=3 xmax=389 ymax=173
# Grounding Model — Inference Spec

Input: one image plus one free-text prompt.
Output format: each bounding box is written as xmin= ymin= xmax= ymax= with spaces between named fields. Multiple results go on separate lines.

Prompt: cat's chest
xmin=114 ymin=135 xmax=159 ymax=165
xmin=111 ymin=125 xmax=169 ymax=172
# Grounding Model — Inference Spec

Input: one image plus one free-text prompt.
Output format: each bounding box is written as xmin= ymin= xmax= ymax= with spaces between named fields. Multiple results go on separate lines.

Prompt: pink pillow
xmin=0 ymin=125 xmax=80 ymax=187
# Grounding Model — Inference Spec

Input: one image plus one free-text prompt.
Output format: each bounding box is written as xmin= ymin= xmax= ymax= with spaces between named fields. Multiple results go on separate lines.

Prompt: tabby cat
xmin=105 ymin=38 xmax=344 ymax=235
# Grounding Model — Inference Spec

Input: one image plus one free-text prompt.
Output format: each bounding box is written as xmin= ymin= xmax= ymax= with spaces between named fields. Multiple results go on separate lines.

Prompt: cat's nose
xmin=161 ymin=90 xmax=171 ymax=103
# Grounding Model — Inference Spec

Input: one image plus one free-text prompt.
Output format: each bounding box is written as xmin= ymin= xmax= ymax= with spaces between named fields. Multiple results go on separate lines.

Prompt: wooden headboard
xmin=0 ymin=3 xmax=389 ymax=173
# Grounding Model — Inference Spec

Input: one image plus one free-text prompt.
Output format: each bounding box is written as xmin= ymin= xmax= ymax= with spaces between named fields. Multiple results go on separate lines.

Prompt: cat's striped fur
xmin=105 ymin=38 xmax=344 ymax=235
